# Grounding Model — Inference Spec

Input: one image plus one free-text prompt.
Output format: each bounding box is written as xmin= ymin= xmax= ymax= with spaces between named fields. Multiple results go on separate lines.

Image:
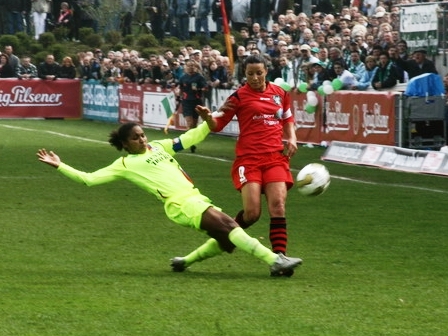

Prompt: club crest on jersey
xmin=272 ymin=95 xmax=282 ymax=106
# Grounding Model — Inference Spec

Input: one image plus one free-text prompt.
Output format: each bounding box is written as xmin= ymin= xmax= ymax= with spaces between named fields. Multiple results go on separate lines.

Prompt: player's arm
xmin=282 ymin=120 xmax=297 ymax=158
xmin=37 ymin=148 xmax=121 ymax=186
xmin=154 ymin=120 xmax=211 ymax=155
xmin=195 ymin=98 xmax=236 ymax=132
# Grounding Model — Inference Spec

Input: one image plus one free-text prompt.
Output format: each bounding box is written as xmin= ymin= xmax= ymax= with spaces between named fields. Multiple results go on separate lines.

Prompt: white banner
xmin=322 ymin=141 xmax=448 ymax=176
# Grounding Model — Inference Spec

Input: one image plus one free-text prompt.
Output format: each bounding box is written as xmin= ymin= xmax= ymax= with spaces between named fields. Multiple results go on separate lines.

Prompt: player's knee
xmin=244 ymin=209 xmax=261 ymax=224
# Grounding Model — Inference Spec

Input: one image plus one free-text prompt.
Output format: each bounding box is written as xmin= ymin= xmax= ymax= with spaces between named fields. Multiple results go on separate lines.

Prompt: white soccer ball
xmin=296 ymin=163 xmax=331 ymax=196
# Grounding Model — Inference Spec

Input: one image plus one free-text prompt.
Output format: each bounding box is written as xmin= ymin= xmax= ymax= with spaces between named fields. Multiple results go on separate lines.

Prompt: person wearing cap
xmin=190 ymin=50 xmax=203 ymax=66
xmin=310 ymin=60 xmax=330 ymax=90
xmin=310 ymin=46 xmax=320 ymax=56
xmin=299 ymin=44 xmax=319 ymax=63
xmin=293 ymin=44 xmax=319 ymax=86
xmin=393 ymin=48 xmax=438 ymax=80
xmin=338 ymin=14 xmax=351 ymax=30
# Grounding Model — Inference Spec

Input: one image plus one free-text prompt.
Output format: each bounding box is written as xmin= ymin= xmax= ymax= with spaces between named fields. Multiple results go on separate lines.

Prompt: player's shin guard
xmin=270 ymin=217 xmax=287 ymax=254
xmin=183 ymin=238 xmax=224 ymax=266
xmin=228 ymin=227 xmax=277 ymax=265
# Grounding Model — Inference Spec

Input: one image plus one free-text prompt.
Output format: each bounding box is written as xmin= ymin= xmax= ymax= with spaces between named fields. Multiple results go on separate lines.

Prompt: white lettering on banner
xmin=0 ymin=86 xmax=62 ymax=107
xmin=293 ymin=100 xmax=316 ymax=129
xmin=120 ymin=93 xmax=141 ymax=103
xmin=82 ymin=83 xmax=92 ymax=104
xmin=325 ymin=101 xmax=350 ymax=133
xmin=362 ymin=103 xmax=390 ymax=137
xmin=93 ymin=85 xmax=106 ymax=107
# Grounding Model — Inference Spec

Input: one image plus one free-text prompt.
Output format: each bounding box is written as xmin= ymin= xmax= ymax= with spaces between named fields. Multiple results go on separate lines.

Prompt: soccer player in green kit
xmin=36 ymin=119 xmax=301 ymax=275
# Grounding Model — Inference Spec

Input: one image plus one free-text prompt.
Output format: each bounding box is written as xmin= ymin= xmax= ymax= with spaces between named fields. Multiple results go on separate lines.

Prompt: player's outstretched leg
xmin=170 ymin=238 xmax=223 ymax=272
xmin=228 ymin=227 xmax=302 ymax=275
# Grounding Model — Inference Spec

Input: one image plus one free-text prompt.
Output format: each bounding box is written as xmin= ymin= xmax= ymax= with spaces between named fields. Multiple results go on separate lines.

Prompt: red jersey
xmin=213 ymin=82 xmax=294 ymax=156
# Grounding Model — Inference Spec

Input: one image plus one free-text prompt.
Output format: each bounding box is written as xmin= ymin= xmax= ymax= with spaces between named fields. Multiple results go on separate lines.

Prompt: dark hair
xmin=109 ymin=122 xmax=139 ymax=151
xmin=243 ymin=54 xmax=268 ymax=69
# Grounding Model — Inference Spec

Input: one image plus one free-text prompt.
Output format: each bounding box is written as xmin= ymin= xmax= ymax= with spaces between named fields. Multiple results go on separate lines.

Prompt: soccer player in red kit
xmin=195 ymin=54 xmax=299 ymax=276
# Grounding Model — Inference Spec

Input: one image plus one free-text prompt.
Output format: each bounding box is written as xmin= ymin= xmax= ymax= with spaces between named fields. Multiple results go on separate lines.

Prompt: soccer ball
xmin=296 ymin=163 xmax=330 ymax=196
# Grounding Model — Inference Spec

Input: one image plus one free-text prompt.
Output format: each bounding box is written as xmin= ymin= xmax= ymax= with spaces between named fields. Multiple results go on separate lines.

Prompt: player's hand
xmin=195 ymin=105 xmax=211 ymax=120
xmin=37 ymin=148 xmax=61 ymax=168
xmin=283 ymin=140 xmax=298 ymax=158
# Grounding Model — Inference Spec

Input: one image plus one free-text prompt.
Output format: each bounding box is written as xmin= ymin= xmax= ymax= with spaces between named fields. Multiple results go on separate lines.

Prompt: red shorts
xmin=231 ymin=152 xmax=294 ymax=192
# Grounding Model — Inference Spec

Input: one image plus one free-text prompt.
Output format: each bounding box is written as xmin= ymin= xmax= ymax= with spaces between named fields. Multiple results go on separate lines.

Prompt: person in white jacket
xmin=31 ymin=0 xmax=52 ymax=40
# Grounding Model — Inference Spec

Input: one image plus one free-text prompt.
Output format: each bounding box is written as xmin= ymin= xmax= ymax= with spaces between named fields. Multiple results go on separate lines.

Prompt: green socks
xmin=183 ymin=238 xmax=223 ymax=266
xmin=228 ymin=227 xmax=277 ymax=265
xmin=182 ymin=228 xmax=278 ymax=267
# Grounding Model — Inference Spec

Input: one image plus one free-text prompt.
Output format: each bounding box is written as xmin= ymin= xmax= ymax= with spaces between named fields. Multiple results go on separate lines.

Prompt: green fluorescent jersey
xmin=57 ymin=121 xmax=211 ymax=204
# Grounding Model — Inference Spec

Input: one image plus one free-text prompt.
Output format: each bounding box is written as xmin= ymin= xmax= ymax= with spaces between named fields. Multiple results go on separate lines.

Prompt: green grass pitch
xmin=1 ymin=119 xmax=447 ymax=336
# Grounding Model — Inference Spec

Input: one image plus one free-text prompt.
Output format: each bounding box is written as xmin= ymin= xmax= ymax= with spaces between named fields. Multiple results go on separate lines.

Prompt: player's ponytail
xmin=109 ymin=123 xmax=139 ymax=151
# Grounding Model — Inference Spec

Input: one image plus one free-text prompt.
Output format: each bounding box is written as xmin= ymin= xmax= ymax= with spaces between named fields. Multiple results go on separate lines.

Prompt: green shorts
xmin=164 ymin=192 xmax=222 ymax=230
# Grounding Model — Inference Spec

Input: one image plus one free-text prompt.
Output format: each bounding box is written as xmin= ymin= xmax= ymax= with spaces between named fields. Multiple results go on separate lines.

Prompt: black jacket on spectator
xmin=38 ymin=61 xmax=60 ymax=79
xmin=58 ymin=65 xmax=77 ymax=79
xmin=395 ymin=57 xmax=438 ymax=80
xmin=372 ymin=61 xmax=401 ymax=90
xmin=0 ymin=63 xmax=15 ymax=78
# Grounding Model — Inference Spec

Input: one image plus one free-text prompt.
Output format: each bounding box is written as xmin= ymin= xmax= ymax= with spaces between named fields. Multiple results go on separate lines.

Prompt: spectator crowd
xmin=0 ymin=0 xmax=444 ymax=96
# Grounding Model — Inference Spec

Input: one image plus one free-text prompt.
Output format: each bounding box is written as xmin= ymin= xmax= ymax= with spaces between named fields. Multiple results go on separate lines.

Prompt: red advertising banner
xmin=118 ymin=84 xmax=185 ymax=130
xmin=0 ymin=79 xmax=82 ymax=118
xmin=292 ymin=91 xmax=398 ymax=146
xmin=119 ymin=83 xmax=144 ymax=124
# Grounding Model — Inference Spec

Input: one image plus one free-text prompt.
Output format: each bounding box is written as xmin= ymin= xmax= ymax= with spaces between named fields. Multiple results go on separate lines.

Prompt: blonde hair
xmin=62 ymin=56 xmax=74 ymax=66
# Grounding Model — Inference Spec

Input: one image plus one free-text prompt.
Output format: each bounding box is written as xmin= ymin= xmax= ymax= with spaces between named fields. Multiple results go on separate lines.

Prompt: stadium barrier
xmin=2 ymin=79 xmax=443 ymax=151
xmin=82 ymin=82 xmax=402 ymax=147
xmin=0 ymin=79 xmax=82 ymax=118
